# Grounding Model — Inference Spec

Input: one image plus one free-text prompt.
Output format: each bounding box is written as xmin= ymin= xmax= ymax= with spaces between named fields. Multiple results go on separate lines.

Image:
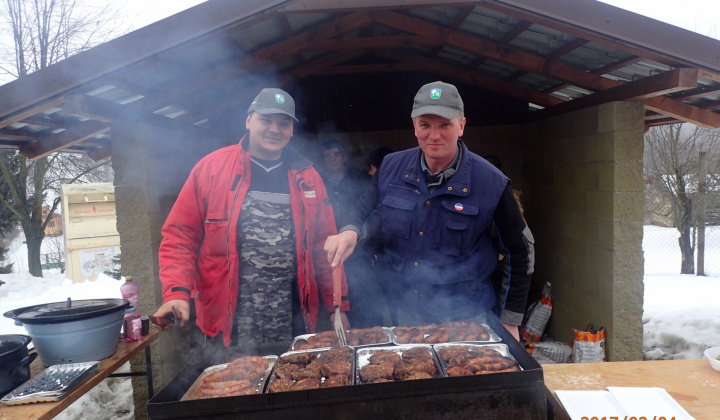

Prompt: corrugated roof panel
xmin=437 ymin=45 xmax=478 ymax=67
xmin=232 ymin=17 xmax=287 ymax=52
xmin=286 ymin=12 xmax=334 ymax=34
xmin=407 ymin=6 xmax=465 ymax=27
xmin=513 ymin=72 xmax=564 ymax=91
xmin=476 ymin=59 xmax=521 ymax=79
xmin=460 ymin=8 xmax=524 ymax=41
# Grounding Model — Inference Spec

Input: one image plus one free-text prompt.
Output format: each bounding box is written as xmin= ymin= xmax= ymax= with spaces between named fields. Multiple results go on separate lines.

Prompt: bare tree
xmin=644 ymin=123 xmax=720 ymax=274
xmin=0 ymin=0 xmax=124 ymax=276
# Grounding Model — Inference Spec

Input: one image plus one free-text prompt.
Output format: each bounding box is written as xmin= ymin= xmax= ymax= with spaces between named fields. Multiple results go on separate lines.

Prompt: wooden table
xmin=0 ymin=330 xmax=157 ymax=420
xmin=544 ymin=359 xmax=720 ymax=420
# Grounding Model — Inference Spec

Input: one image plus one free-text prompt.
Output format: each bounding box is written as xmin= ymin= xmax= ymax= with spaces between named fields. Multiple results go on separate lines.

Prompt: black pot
xmin=0 ymin=334 xmax=38 ymax=397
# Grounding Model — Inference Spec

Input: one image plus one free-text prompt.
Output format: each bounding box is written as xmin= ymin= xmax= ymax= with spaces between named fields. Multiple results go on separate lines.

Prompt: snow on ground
xmin=1 ymin=225 xmax=719 ymax=418
xmin=0 ymin=273 xmax=132 ymax=419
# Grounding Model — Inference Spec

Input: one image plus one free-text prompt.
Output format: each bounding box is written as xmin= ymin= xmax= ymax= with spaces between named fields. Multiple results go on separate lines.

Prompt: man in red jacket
xmin=152 ymin=88 xmax=350 ymax=348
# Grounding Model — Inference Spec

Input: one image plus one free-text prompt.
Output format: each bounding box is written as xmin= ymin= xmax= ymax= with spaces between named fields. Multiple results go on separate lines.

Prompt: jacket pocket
xmin=438 ymin=200 xmax=479 ymax=257
xmin=381 ymin=195 xmax=416 ymax=239
xmin=200 ymin=217 xmax=228 ymax=257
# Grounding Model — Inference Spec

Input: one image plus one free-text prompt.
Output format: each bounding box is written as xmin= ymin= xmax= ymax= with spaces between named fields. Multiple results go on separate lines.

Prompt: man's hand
xmin=330 ymin=311 xmax=351 ymax=330
xmin=324 ymin=230 xmax=358 ymax=267
xmin=150 ymin=300 xmax=189 ymax=331
xmin=501 ymin=321 xmax=520 ymax=341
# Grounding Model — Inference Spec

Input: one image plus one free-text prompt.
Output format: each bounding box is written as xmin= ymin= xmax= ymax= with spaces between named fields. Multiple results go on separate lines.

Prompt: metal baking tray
xmin=355 ymin=344 xmax=444 ymax=385
xmin=266 ymin=347 xmax=355 ymax=392
xmin=392 ymin=323 xmax=501 ymax=345
xmin=181 ymin=355 xmax=277 ymax=401
xmin=0 ymin=361 xmax=100 ymax=405
xmin=291 ymin=327 xmax=395 ymax=351
xmin=432 ymin=343 xmax=522 ymax=376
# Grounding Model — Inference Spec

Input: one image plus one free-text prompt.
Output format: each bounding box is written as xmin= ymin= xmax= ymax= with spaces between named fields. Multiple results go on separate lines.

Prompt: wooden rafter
xmin=20 ymin=120 xmax=110 ymax=159
xmin=429 ymin=6 xmax=474 ymax=57
xmin=238 ymin=11 xmax=373 ymax=70
xmin=88 ymin=145 xmax=112 ymax=162
xmin=372 ymin=10 xmax=720 ymax=128
xmin=543 ymin=55 xmax=643 ymax=95
xmin=532 ymin=68 xmax=699 ymax=120
xmin=374 ymin=49 xmax=564 ymax=107
xmin=64 ymin=94 xmax=205 ymax=134
xmin=504 ymin=38 xmax=589 ymax=82
xmin=0 ymin=98 xmax=65 ymax=130
xmin=281 ymin=50 xmax=369 ymax=82
xmin=301 ymin=35 xmax=442 ymax=51
xmin=470 ymin=20 xmax=532 ymax=69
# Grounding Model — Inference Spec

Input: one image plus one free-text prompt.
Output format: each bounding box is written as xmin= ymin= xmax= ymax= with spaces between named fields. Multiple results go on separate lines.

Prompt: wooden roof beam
xmin=88 ymin=145 xmax=112 ymax=162
xmin=429 ymin=6 xmax=474 ymax=57
xmin=374 ymin=10 xmax=720 ymax=128
xmin=302 ymin=35 xmax=442 ymax=51
xmin=310 ymin=62 xmax=416 ymax=75
xmin=543 ymin=55 xmax=643 ymax=94
xmin=0 ymin=98 xmax=65 ymax=130
xmin=374 ymin=49 xmax=564 ymax=108
xmin=0 ymin=131 xmax=40 ymax=141
xmin=504 ymin=38 xmax=589 ymax=82
xmin=20 ymin=120 xmax=110 ymax=159
xmin=64 ymin=94 xmax=206 ymax=134
xmin=238 ymin=11 xmax=373 ymax=69
xmin=281 ymin=50 xmax=369 ymax=81
xmin=532 ymin=67 xmax=699 ymax=120
xmin=470 ymin=20 xmax=532 ymax=69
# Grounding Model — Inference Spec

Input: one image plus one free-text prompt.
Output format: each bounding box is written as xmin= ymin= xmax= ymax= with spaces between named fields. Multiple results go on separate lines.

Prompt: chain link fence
xmin=643 ymin=225 xmax=720 ymax=276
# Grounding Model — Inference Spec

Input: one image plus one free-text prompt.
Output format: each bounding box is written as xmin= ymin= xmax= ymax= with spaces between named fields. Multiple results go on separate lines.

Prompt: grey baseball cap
xmin=411 ymin=81 xmax=464 ymax=119
xmin=247 ymin=88 xmax=298 ymax=121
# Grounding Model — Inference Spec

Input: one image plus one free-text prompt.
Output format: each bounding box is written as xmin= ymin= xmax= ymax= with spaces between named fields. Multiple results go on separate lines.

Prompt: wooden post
xmin=697 ymin=151 xmax=707 ymax=276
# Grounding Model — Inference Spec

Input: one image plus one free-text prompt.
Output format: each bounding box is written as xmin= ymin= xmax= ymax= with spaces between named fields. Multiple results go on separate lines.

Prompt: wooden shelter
xmin=1 ymin=0 xmax=720 ymax=411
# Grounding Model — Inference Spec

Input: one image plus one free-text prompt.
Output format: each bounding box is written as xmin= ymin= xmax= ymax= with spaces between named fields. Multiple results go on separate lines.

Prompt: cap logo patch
xmin=454 ymin=203 xmax=464 ymax=211
xmin=275 ymin=94 xmax=285 ymax=104
xmin=430 ymin=88 xmax=442 ymax=99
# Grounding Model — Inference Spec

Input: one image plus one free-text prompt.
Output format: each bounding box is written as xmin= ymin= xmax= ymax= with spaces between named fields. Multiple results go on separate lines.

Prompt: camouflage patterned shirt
xmin=234 ymin=158 xmax=304 ymax=348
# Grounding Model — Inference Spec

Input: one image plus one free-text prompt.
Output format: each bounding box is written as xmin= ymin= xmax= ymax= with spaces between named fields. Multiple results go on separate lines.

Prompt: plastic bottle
xmin=120 ymin=276 xmax=141 ymax=341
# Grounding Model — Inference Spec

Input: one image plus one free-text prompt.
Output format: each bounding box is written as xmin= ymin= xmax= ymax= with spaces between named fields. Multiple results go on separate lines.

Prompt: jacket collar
xmin=239 ymin=134 xmax=313 ymax=172
xmin=402 ymin=139 xmax=472 ymax=197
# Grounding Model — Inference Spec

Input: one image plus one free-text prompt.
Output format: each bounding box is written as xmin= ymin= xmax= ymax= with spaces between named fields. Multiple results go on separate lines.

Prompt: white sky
xmin=597 ymin=0 xmax=720 ymax=39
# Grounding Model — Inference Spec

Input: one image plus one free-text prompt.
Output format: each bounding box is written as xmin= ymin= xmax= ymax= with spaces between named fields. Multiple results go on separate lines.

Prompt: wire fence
xmin=643 ymin=225 xmax=720 ymax=277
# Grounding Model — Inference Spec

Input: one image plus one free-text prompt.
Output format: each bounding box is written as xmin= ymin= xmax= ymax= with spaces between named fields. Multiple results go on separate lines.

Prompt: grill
xmin=147 ymin=313 xmax=547 ymax=419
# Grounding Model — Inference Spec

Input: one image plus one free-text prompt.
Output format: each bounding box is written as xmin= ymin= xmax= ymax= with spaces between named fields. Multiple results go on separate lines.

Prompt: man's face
xmin=368 ymin=164 xmax=378 ymax=176
xmin=323 ymin=147 xmax=346 ymax=173
xmin=245 ymin=112 xmax=294 ymax=160
xmin=413 ymin=113 xmax=466 ymax=171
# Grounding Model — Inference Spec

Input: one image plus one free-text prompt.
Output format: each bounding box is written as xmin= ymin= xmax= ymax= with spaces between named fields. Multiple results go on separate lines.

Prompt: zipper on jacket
xmin=227 ymin=162 xmax=247 ymax=287
xmin=294 ymin=172 xmax=310 ymax=333
xmin=389 ymin=183 xmax=421 ymax=195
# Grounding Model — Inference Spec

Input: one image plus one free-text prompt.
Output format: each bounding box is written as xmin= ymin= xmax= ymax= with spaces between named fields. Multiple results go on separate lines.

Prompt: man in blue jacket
xmin=326 ymin=81 xmax=534 ymax=340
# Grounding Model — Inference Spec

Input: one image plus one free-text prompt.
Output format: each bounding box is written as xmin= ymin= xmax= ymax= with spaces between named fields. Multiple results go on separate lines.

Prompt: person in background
xmin=319 ymin=140 xmax=371 ymax=228
xmin=318 ymin=140 xmax=379 ymax=327
xmin=325 ymin=81 xmax=534 ymax=340
xmin=482 ymin=154 xmax=531 ymax=315
xmin=152 ymin=88 xmax=350 ymax=349
xmin=365 ymin=146 xmax=394 ymax=176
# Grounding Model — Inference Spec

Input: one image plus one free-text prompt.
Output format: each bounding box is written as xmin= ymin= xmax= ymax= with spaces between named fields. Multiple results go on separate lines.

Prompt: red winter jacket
xmin=159 ymin=138 xmax=348 ymax=347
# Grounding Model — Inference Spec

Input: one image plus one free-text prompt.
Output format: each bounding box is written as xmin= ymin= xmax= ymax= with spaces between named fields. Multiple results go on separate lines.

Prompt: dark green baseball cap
xmin=247 ymin=88 xmax=298 ymax=121
xmin=411 ymin=81 xmax=464 ymax=119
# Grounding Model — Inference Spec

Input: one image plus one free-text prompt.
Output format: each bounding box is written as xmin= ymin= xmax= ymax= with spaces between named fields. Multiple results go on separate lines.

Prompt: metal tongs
xmin=332 ymin=263 xmax=347 ymax=346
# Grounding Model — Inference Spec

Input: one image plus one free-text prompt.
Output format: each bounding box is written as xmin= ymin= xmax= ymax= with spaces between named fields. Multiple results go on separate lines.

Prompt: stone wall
xmin=521 ymin=102 xmax=645 ymax=361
